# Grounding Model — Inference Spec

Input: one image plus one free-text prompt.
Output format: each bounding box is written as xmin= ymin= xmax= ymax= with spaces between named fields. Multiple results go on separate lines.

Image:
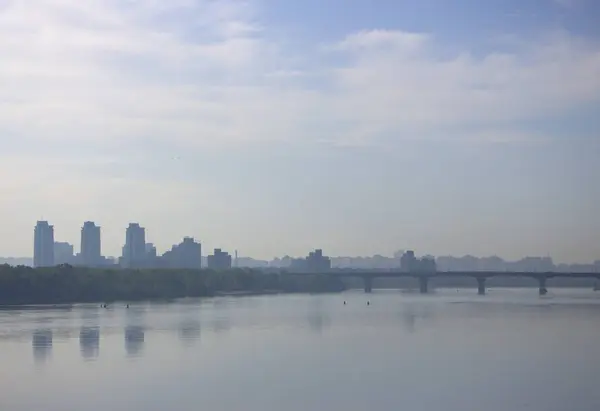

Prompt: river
xmin=1 ymin=288 xmax=599 ymax=411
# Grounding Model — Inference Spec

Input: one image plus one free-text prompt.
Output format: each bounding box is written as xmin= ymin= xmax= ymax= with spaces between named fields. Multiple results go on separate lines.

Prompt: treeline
xmin=0 ymin=264 xmax=346 ymax=305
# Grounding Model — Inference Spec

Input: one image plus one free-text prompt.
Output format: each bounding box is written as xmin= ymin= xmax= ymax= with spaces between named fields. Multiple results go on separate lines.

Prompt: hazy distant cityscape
xmin=0 ymin=220 xmax=598 ymax=273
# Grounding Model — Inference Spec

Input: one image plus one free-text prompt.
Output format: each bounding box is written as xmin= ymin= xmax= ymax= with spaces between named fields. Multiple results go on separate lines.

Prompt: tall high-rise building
xmin=81 ymin=221 xmax=102 ymax=267
xmin=81 ymin=221 xmax=101 ymax=266
xmin=122 ymin=223 xmax=146 ymax=268
xmin=34 ymin=221 xmax=55 ymax=268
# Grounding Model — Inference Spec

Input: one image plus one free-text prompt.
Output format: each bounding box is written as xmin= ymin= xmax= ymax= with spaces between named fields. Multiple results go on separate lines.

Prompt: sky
xmin=1 ymin=0 xmax=599 ymax=262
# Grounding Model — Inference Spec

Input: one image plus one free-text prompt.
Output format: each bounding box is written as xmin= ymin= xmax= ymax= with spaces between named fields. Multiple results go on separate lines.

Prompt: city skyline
xmin=1 ymin=0 xmax=599 ymax=262
xmin=14 ymin=220 xmax=600 ymax=268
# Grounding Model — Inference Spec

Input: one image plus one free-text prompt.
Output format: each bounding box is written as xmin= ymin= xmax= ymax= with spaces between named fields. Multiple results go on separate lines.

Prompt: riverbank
xmin=0 ymin=265 xmax=346 ymax=305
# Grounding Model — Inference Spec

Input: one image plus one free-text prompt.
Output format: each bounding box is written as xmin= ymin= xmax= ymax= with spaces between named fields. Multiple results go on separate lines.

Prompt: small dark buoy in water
xmin=343 ymin=301 xmax=347 ymax=305
xmin=126 ymin=304 xmax=129 ymax=308
xmin=367 ymin=301 xmax=370 ymax=306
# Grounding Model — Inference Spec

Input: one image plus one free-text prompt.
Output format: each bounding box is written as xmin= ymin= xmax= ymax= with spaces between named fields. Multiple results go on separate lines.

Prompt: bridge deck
xmin=290 ymin=271 xmax=600 ymax=279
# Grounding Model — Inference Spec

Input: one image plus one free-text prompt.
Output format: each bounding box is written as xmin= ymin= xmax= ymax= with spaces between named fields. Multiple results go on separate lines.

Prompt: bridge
xmin=293 ymin=271 xmax=600 ymax=295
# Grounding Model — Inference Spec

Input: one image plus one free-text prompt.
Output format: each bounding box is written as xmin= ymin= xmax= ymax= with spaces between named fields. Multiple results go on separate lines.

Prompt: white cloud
xmin=0 ymin=0 xmax=274 ymax=146
xmin=1 ymin=2 xmax=599 ymax=152
xmin=318 ymin=29 xmax=600 ymax=142
xmin=334 ymin=29 xmax=429 ymax=53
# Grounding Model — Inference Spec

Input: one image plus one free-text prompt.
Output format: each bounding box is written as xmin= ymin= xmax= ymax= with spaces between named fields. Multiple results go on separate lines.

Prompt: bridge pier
xmin=477 ymin=277 xmax=486 ymax=295
xmin=419 ymin=277 xmax=428 ymax=294
xmin=363 ymin=276 xmax=373 ymax=293
xmin=538 ymin=276 xmax=548 ymax=296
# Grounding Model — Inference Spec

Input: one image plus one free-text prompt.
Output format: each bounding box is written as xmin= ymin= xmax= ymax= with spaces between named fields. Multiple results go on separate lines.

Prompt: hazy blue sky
xmin=1 ymin=0 xmax=599 ymax=262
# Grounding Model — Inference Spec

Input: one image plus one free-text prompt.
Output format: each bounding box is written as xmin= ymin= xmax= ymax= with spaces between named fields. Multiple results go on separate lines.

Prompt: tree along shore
xmin=0 ymin=264 xmax=346 ymax=305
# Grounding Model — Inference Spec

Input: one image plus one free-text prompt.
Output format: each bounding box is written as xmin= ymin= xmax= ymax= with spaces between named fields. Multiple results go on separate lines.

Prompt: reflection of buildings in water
xmin=400 ymin=305 xmax=435 ymax=333
xmin=54 ymin=328 xmax=73 ymax=341
xmin=210 ymin=316 xmax=231 ymax=333
xmin=124 ymin=306 xmax=146 ymax=356
xmin=178 ymin=320 xmax=201 ymax=345
xmin=79 ymin=327 xmax=100 ymax=360
xmin=125 ymin=306 xmax=147 ymax=321
xmin=403 ymin=311 xmax=416 ymax=333
xmin=80 ymin=307 xmax=101 ymax=322
xmin=307 ymin=311 xmax=329 ymax=334
xmin=307 ymin=298 xmax=331 ymax=334
xmin=124 ymin=326 xmax=145 ymax=357
xmin=32 ymin=329 xmax=53 ymax=364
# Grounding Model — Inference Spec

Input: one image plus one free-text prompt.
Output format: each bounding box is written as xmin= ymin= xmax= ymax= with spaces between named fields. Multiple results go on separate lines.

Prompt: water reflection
xmin=32 ymin=329 xmax=53 ymax=364
xmin=124 ymin=326 xmax=145 ymax=357
xmin=125 ymin=304 xmax=147 ymax=319
xmin=80 ymin=327 xmax=100 ymax=360
xmin=178 ymin=320 xmax=201 ymax=346
xmin=123 ymin=304 xmax=146 ymax=357
xmin=210 ymin=316 xmax=231 ymax=333
xmin=398 ymin=304 xmax=435 ymax=333
xmin=307 ymin=297 xmax=331 ymax=334
xmin=2 ymin=291 xmax=599 ymax=411
xmin=403 ymin=310 xmax=416 ymax=333
xmin=80 ymin=306 xmax=101 ymax=321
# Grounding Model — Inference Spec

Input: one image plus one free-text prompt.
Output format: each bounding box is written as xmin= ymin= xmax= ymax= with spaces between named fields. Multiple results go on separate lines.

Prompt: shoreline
xmin=0 ymin=288 xmax=344 ymax=307
xmin=0 ymin=266 xmax=347 ymax=306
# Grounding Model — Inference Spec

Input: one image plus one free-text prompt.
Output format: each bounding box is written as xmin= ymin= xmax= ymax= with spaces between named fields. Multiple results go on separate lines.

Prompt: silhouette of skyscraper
xmin=81 ymin=221 xmax=102 ymax=267
xmin=123 ymin=223 xmax=146 ymax=268
xmin=34 ymin=221 xmax=55 ymax=267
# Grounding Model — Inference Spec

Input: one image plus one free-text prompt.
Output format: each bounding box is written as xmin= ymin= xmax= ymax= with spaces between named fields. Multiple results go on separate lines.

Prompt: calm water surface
xmin=1 ymin=288 xmax=599 ymax=411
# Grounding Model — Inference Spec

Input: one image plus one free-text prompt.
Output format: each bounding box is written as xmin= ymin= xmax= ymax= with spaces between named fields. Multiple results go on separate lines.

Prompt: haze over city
xmin=2 ymin=3 xmax=600 ymax=411
xmin=1 ymin=0 xmax=599 ymax=262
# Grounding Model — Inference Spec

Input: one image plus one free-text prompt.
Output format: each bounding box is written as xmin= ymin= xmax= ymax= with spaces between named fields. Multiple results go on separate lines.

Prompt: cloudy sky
xmin=1 ymin=0 xmax=599 ymax=262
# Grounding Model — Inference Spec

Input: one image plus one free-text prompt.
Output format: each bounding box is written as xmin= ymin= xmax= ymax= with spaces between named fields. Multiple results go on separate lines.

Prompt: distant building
xmin=290 ymin=258 xmax=308 ymax=272
xmin=81 ymin=221 xmax=102 ymax=267
xmin=122 ymin=223 xmax=147 ymax=268
xmin=34 ymin=221 xmax=55 ymax=267
xmin=400 ymin=250 xmax=436 ymax=273
xmin=54 ymin=242 xmax=74 ymax=265
xmin=400 ymin=250 xmax=416 ymax=272
xmin=145 ymin=243 xmax=157 ymax=258
xmin=290 ymin=249 xmax=331 ymax=272
xmin=207 ymin=248 xmax=232 ymax=270
xmin=161 ymin=237 xmax=202 ymax=269
xmin=515 ymin=257 xmax=554 ymax=272
xmin=416 ymin=257 xmax=436 ymax=272
xmin=307 ymin=249 xmax=331 ymax=272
